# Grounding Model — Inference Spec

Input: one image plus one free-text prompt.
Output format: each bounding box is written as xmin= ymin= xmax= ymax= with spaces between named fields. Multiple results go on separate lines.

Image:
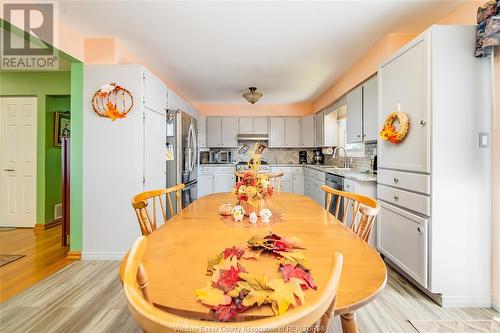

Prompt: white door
xmin=269 ymin=117 xmax=285 ymax=148
xmin=238 ymin=117 xmax=253 ymax=134
xmin=346 ymin=85 xmax=363 ymax=143
xmin=144 ymin=110 xmax=166 ymax=191
xmin=315 ymin=111 xmax=324 ymax=147
xmin=253 ymin=117 xmax=268 ymax=134
xmin=300 ymin=114 xmax=315 ymax=147
xmin=206 ymin=117 xmax=221 ymax=147
xmin=362 ymin=75 xmax=378 ymax=141
xmin=221 ymin=117 xmax=238 ymax=147
xmin=378 ymin=38 xmax=430 ymax=173
xmin=0 ymin=97 xmax=37 ymax=227
xmin=143 ymin=70 xmax=167 ymax=114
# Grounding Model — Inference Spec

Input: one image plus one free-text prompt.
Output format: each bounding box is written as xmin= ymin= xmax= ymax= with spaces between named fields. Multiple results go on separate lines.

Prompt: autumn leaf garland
xmin=195 ymin=232 xmax=317 ymax=321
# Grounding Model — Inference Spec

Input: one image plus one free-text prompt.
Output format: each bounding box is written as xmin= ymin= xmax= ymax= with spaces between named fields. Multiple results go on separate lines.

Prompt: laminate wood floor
xmin=0 ymin=261 xmax=497 ymax=333
xmin=0 ymin=226 xmax=74 ymax=302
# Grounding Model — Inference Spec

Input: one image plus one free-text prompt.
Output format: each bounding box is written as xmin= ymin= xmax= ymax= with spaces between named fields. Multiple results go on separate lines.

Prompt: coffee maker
xmin=299 ymin=151 xmax=307 ymax=164
xmin=313 ymin=149 xmax=324 ymax=165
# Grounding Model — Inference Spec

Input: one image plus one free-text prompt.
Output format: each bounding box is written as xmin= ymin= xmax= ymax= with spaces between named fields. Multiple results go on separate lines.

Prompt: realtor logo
xmin=1 ymin=2 xmax=59 ymax=70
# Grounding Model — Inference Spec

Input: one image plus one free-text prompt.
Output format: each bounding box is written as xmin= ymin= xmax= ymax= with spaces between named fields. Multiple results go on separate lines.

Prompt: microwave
xmin=210 ymin=151 xmax=232 ymax=163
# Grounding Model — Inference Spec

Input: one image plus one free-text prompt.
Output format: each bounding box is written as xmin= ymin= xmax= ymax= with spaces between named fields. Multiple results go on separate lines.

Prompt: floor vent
xmin=54 ymin=203 xmax=62 ymax=220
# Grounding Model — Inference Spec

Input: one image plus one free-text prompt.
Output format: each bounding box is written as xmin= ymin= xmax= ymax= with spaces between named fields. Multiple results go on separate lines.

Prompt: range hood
xmin=237 ymin=133 xmax=269 ymax=141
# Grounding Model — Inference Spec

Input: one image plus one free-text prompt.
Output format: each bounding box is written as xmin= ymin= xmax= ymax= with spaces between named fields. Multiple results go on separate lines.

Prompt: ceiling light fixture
xmin=242 ymin=87 xmax=263 ymax=104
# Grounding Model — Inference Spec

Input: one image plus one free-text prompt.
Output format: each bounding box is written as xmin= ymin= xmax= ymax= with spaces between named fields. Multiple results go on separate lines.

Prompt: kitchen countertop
xmin=200 ymin=163 xmax=377 ymax=182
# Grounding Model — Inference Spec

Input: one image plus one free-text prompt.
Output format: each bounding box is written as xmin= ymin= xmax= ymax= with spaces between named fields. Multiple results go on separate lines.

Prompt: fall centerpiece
xmin=232 ymin=143 xmax=274 ymax=216
xmin=195 ymin=232 xmax=316 ymax=321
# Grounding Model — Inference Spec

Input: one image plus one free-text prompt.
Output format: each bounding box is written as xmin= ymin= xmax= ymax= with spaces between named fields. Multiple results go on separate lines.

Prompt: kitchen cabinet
xmin=198 ymin=115 xmax=207 ymax=148
xmin=144 ymin=70 xmax=167 ymax=114
xmin=199 ymin=165 xmax=235 ymax=196
xmin=144 ymin=109 xmax=166 ymax=191
xmin=285 ymin=117 xmax=301 ymax=147
xmin=238 ymin=117 xmax=268 ymax=134
xmin=323 ymin=107 xmax=339 ymax=147
xmin=221 ymin=117 xmax=238 ymax=147
xmin=269 ymin=117 xmax=286 ymax=148
xmin=362 ymin=75 xmax=378 ymax=141
xmin=300 ymin=114 xmax=315 ymax=147
xmin=292 ymin=174 xmax=304 ymax=195
xmin=214 ymin=173 xmax=235 ymax=193
xmin=346 ymin=85 xmax=363 ymax=143
xmin=198 ymin=173 xmax=214 ymax=197
xmin=206 ymin=117 xmax=222 ymax=147
xmin=315 ymin=111 xmax=324 ymax=147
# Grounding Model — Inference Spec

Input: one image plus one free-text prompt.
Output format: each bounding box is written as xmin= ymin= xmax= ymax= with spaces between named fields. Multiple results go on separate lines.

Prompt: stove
xmin=236 ymin=161 xmax=271 ymax=173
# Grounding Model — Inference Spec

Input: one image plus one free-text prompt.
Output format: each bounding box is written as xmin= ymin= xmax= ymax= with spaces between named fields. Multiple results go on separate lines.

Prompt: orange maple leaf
xmin=105 ymin=101 xmax=126 ymax=121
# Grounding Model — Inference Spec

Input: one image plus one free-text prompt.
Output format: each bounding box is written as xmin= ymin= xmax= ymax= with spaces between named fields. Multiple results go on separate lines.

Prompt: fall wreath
xmin=92 ymin=83 xmax=134 ymax=121
xmin=380 ymin=111 xmax=409 ymax=144
xmin=195 ymin=232 xmax=316 ymax=321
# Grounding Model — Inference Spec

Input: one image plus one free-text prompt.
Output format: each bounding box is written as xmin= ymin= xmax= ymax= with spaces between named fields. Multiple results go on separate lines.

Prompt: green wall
xmin=0 ymin=71 xmax=71 ymax=224
xmin=45 ymin=95 xmax=71 ymax=222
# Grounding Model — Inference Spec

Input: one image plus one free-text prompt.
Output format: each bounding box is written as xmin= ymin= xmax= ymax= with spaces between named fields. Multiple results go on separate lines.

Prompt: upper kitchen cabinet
xmin=206 ymin=116 xmax=222 ymax=147
xmin=323 ymin=106 xmax=339 ymax=147
xmin=285 ymin=117 xmax=301 ymax=147
xmin=207 ymin=116 xmax=238 ymax=147
xmin=315 ymin=111 xmax=324 ymax=147
xmin=198 ymin=115 xmax=207 ymax=148
xmin=238 ymin=117 xmax=268 ymax=134
xmin=362 ymin=75 xmax=378 ymax=141
xmin=143 ymin=70 xmax=167 ymax=114
xmin=346 ymin=85 xmax=363 ymax=143
xmin=269 ymin=117 xmax=286 ymax=148
xmin=300 ymin=114 xmax=315 ymax=147
xmin=378 ymin=38 xmax=429 ymax=173
xmin=221 ymin=117 xmax=238 ymax=147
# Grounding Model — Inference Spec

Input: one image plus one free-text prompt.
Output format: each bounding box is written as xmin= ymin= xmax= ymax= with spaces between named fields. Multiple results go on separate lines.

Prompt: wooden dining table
xmin=139 ymin=192 xmax=387 ymax=333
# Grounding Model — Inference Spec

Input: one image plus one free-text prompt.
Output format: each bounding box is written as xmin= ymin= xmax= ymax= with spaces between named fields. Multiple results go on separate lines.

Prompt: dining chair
xmin=321 ymin=185 xmax=380 ymax=243
xmin=234 ymin=172 xmax=284 ymax=192
xmin=123 ymin=236 xmax=343 ymax=332
xmin=131 ymin=184 xmax=185 ymax=236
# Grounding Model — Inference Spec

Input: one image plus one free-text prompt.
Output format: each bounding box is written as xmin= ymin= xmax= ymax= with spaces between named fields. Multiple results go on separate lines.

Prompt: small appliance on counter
xmin=313 ymin=149 xmax=324 ymax=165
xmin=299 ymin=151 xmax=307 ymax=164
xmin=209 ymin=150 xmax=232 ymax=163
xmin=373 ymin=155 xmax=377 ymax=174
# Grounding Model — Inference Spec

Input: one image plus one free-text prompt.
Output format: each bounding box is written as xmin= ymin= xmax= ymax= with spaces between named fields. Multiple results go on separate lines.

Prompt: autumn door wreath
xmin=92 ymin=83 xmax=134 ymax=121
xmin=380 ymin=111 xmax=409 ymax=144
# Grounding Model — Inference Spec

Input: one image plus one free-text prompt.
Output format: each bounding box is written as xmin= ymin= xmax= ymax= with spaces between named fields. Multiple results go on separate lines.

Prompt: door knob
xmin=417 ymin=226 xmax=423 ymax=233
xmin=393 ymin=195 xmax=399 ymax=200
xmin=3 ymin=169 xmax=14 ymax=172
xmin=420 ymin=120 xmax=427 ymax=126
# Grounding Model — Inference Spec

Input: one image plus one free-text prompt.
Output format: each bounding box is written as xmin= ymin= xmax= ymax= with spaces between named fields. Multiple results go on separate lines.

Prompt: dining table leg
xmin=340 ymin=311 xmax=358 ymax=333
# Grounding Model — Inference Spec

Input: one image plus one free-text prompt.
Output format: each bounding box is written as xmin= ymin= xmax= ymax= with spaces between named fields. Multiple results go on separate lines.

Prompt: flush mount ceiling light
xmin=242 ymin=87 xmax=263 ymax=104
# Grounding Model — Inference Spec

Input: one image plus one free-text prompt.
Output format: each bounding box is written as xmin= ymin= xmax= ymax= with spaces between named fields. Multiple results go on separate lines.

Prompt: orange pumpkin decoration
xmin=92 ymin=83 xmax=133 ymax=121
xmin=219 ymin=203 xmax=234 ymax=216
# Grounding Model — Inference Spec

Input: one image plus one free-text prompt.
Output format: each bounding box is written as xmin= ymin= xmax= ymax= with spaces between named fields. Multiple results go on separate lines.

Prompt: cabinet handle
xmin=3 ymin=169 xmax=14 ymax=172
xmin=417 ymin=226 xmax=423 ymax=233
xmin=357 ymin=134 xmax=361 ymax=138
xmin=420 ymin=120 xmax=427 ymax=126
xmin=393 ymin=195 xmax=399 ymax=200
xmin=393 ymin=177 xmax=399 ymax=183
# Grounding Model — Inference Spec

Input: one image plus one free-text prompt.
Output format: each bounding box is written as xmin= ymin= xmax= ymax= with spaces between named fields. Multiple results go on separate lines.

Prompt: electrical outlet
xmin=479 ymin=132 xmax=489 ymax=148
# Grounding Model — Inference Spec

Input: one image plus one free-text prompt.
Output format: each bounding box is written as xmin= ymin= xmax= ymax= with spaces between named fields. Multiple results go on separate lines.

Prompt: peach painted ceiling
xmin=60 ymin=1 xmax=466 ymax=104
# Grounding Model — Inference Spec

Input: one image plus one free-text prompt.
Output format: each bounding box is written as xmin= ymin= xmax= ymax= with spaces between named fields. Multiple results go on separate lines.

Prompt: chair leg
xmin=340 ymin=311 xmax=358 ymax=333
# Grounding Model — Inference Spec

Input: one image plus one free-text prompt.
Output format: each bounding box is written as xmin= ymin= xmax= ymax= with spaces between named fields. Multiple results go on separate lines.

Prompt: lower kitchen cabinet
xmin=214 ymin=173 xmax=235 ymax=193
xmin=198 ymin=174 xmax=214 ymax=197
xmin=292 ymin=174 xmax=304 ymax=195
xmin=198 ymin=165 xmax=236 ymax=196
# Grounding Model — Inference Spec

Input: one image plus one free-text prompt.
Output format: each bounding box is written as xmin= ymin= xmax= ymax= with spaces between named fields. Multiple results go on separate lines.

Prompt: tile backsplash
xmin=208 ymin=141 xmax=377 ymax=170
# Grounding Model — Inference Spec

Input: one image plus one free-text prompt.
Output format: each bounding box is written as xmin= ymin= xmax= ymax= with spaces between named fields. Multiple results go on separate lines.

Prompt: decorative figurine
xmin=249 ymin=212 xmax=258 ymax=224
xmin=232 ymin=205 xmax=246 ymax=222
xmin=259 ymin=208 xmax=272 ymax=223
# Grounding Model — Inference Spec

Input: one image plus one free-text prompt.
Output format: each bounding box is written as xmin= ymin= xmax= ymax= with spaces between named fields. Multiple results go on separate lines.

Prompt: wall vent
xmin=54 ymin=203 xmax=62 ymax=220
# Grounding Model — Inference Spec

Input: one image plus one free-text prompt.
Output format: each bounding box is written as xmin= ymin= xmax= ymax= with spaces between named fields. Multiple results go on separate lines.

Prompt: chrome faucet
xmin=333 ymin=146 xmax=348 ymax=168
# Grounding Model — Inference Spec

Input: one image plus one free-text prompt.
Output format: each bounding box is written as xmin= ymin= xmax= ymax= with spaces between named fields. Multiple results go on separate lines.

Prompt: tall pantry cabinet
xmin=82 ymin=65 xmax=168 ymax=259
xmin=377 ymin=26 xmax=491 ymax=307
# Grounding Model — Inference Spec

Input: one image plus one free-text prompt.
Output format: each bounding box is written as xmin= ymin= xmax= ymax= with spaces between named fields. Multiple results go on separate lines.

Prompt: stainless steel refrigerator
xmin=166 ymin=110 xmax=198 ymax=212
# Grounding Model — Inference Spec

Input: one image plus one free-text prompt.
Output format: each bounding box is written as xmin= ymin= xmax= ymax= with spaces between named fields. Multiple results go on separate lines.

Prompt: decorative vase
xmin=241 ymin=199 xmax=268 ymax=216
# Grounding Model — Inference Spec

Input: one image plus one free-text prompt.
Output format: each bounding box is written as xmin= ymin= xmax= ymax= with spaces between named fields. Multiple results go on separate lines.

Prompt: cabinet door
xmin=269 ymin=117 xmax=286 ymax=147
xmin=221 ymin=117 xmax=238 ymax=147
xmin=324 ymin=110 xmax=338 ymax=147
xmin=253 ymin=117 xmax=268 ymax=134
xmin=285 ymin=117 xmax=301 ymax=147
xmin=167 ymin=88 xmax=180 ymax=112
xmin=379 ymin=39 xmax=430 ymax=173
xmin=363 ymin=75 xmax=378 ymax=141
xmin=346 ymin=85 xmax=363 ymax=143
xmin=206 ymin=117 xmax=222 ymax=147
xmin=198 ymin=174 xmax=214 ymax=197
xmin=214 ymin=173 xmax=235 ymax=193
xmin=315 ymin=111 xmax=324 ymax=147
xmin=143 ymin=70 xmax=167 ymax=114
xmin=198 ymin=115 xmax=207 ymax=148
xmin=301 ymin=115 xmax=315 ymax=147
xmin=238 ymin=117 xmax=253 ymax=134
xmin=144 ymin=110 xmax=166 ymax=190
xmin=377 ymin=202 xmax=428 ymax=288
xmin=292 ymin=175 xmax=304 ymax=195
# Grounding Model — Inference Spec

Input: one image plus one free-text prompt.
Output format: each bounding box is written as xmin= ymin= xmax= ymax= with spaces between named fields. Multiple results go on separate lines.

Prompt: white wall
xmin=492 ymin=47 xmax=500 ymax=312
xmin=82 ymin=65 xmax=144 ymax=259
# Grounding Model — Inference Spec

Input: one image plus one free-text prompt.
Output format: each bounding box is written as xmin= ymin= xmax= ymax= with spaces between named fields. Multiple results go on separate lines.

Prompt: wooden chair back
xmin=131 ymin=184 xmax=185 ymax=235
xmin=123 ymin=236 xmax=343 ymax=332
xmin=234 ymin=172 xmax=284 ymax=192
xmin=321 ymin=185 xmax=380 ymax=243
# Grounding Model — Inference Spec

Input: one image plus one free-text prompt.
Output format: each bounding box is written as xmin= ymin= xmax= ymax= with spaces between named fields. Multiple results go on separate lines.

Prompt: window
xmin=337 ymin=108 xmax=365 ymax=157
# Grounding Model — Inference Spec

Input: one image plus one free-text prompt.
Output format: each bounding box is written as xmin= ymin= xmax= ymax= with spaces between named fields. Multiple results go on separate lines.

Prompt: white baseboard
xmin=82 ymin=252 xmax=125 ymax=260
xmin=493 ymin=299 xmax=500 ymax=312
xmin=441 ymin=296 xmax=492 ymax=308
